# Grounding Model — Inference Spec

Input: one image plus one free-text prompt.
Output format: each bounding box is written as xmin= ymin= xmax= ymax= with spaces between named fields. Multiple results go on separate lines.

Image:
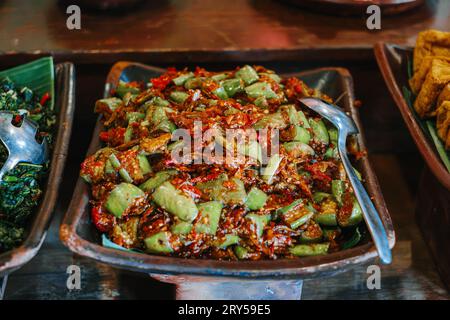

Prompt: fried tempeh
xmin=414 ymin=30 xmax=450 ymax=73
xmin=414 ymin=59 xmax=450 ymax=118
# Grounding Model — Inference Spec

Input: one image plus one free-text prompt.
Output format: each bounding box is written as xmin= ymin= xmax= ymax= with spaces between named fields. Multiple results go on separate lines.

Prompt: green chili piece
xmin=322 ymin=227 xmax=341 ymax=241
xmin=314 ymin=213 xmax=337 ymax=226
xmin=289 ymin=210 xmax=314 ymax=230
xmin=152 ymin=181 xmax=198 ymax=222
xmin=217 ymin=234 xmax=240 ymax=249
xmin=341 ymin=227 xmax=362 ymax=249
xmin=144 ymin=231 xmax=174 ymax=254
xmin=224 ymin=178 xmax=247 ymax=205
xmin=211 ymin=73 xmax=229 ymax=82
xmin=338 ymin=198 xmax=363 ymax=227
xmin=313 ymin=192 xmax=331 ymax=203
xmin=297 ymin=111 xmax=310 ymax=128
xmin=234 ymin=245 xmax=249 ymax=259
xmin=221 ymin=78 xmax=243 ymax=97
xmin=108 ymin=154 xmax=133 ymax=183
xmin=276 ymin=198 xmax=303 ymax=216
xmin=116 ymin=80 xmax=140 ymax=98
xmin=292 ymin=126 xmax=311 ymax=144
xmin=260 ymin=72 xmax=281 ymax=83
xmin=105 ymin=183 xmax=145 ymax=218
xmin=235 ymin=65 xmax=259 ymax=85
xmin=328 ymin=127 xmax=338 ymax=143
xmin=245 ymin=82 xmax=278 ymax=99
xmin=245 ymin=187 xmax=268 ymax=211
xmin=262 ymin=154 xmax=283 ymax=185
xmin=246 ymin=213 xmax=270 ymax=238
xmin=195 ymin=201 xmax=223 ymax=235
xmin=315 ymin=198 xmax=339 ymax=227
xmin=253 ymin=112 xmax=287 ymax=129
xmin=309 ymin=118 xmax=329 ymax=145
xmin=236 ymin=140 xmax=262 ymax=164
xmin=254 ymin=96 xmax=268 ymax=108
xmin=95 ymin=97 xmax=122 ymax=112
xmin=331 ymin=180 xmax=345 ymax=205
xmin=283 ymin=141 xmax=315 ymax=157
xmin=150 ymin=96 xmax=170 ymax=107
xmin=184 ymin=77 xmax=203 ymax=90
xmin=300 ymin=222 xmax=323 ymax=243
xmin=124 ymin=125 xmax=134 ymax=143
xmin=137 ymin=154 xmax=152 ymax=175
xmin=170 ymin=91 xmax=189 ymax=103
xmin=289 ymin=243 xmax=330 ymax=257
xmin=127 ymin=112 xmax=145 ymax=123
xmin=167 ymin=140 xmax=185 ymax=152
xmin=353 ymin=166 xmax=362 ymax=181
xmin=171 ymin=221 xmax=193 ymax=235
xmin=104 ymin=159 xmax=115 ymax=175
xmin=324 ymin=147 xmax=339 ymax=159
xmin=139 ymin=170 xmax=177 ymax=192
xmin=213 ymin=86 xmax=228 ymax=100
xmin=280 ymin=105 xmax=300 ymax=125
xmin=172 ymin=72 xmax=194 ymax=86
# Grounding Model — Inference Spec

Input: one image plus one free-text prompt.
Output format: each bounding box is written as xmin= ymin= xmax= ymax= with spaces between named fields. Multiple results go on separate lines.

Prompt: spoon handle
xmin=338 ymin=138 xmax=392 ymax=264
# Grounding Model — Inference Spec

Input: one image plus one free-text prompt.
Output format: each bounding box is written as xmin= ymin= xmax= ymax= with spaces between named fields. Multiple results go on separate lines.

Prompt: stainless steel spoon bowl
xmin=0 ymin=111 xmax=48 ymax=181
xmin=300 ymin=97 xmax=392 ymax=264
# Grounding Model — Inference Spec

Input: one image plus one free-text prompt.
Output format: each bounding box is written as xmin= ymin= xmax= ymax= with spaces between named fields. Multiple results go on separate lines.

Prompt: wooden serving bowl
xmin=374 ymin=43 xmax=450 ymax=191
xmin=375 ymin=43 xmax=450 ymax=291
xmin=0 ymin=60 xmax=75 ymax=277
xmin=60 ymin=62 xmax=394 ymax=297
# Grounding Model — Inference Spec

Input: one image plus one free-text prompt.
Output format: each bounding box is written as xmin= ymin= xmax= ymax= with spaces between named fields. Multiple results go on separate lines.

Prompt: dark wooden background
xmin=0 ymin=0 xmax=449 ymax=299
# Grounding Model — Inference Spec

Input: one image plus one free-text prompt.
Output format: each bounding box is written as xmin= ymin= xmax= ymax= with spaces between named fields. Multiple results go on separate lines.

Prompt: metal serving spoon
xmin=0 ymin=111 xmax=48 ymax=181
xmin=299 ymin=97 xmax=392 ymax=264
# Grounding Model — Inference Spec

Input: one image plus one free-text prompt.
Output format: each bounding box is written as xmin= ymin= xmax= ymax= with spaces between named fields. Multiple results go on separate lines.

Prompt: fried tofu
xmin=437 ymin=83 xmax=450 ymax=108
xmin=436 ymin=101 xmax=450 ymax=149
xmin=413 ymin=30 xmax=450 ymax=73
xmin=414 ymin=59 xmax=450 ymax=118
xmin=409 ymin=56 xmax=450 ymax=95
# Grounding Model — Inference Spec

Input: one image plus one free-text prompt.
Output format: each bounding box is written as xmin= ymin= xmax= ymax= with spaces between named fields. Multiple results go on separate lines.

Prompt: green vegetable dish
xmin=81 ymin=65 xmax=366 ymax=260
xmin=0 ymin=78 xmax=56 ymax=253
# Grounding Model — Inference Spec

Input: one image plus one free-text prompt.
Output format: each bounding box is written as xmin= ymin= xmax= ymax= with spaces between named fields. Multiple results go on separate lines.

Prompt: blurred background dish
xmin=59 ymin=0 xmax=144 ymax=12
xmin=277 ymin=0 xmax=425 ymax=16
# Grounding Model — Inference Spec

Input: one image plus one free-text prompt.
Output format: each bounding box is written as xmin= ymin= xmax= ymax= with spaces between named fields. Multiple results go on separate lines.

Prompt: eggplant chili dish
xmin=80 ymin=65 xmax=366 ymax=260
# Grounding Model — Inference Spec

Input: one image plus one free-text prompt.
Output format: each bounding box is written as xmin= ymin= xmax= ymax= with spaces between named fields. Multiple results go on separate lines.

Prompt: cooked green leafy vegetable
xmin=0 ymin=77 xmax=55 ymax=253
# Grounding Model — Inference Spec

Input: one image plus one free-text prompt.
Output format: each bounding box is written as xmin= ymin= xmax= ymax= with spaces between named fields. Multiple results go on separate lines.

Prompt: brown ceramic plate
xmin=60 ymin=62 xmax=395 ymax=279
xmin=374 ymin=43 xmax=450 ymax=191
xmin=0 ymin=62 xmax=75 ymax=277
xmin=278 ymin=0 xmax=425 ymax=16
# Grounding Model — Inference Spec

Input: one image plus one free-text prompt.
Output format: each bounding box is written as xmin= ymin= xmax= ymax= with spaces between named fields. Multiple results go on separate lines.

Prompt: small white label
xmin=66 ymin=265 xmax=81 ymax=290
xmin=66 ymin=5 xmax=81 ymax=30
xmin=366 ymin=265 xmax=381 ymax=290
xmin=366 ymin=5 xmax=381 ymax=30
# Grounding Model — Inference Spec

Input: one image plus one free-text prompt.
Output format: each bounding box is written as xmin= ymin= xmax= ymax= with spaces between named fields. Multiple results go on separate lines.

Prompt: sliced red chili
xmin=40 ymin=92 xmax=50 ymax=106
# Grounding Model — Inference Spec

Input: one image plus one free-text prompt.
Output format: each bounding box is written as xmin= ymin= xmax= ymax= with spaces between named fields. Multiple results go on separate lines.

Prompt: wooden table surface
xmin=0 ymin=0 xmax=449 ymax=300
xmin=0 ymin=0 xmax=449 ymax=62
